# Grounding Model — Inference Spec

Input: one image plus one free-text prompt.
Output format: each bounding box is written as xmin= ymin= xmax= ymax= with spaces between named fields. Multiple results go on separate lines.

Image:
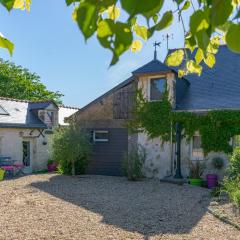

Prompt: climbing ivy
xmin=128 ymin=90 xmax=240 ymax=155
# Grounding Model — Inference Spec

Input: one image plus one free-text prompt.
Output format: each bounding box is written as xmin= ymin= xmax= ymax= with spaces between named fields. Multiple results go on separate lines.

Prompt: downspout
xmin=174 ymin=122 xmax=183 ymax=179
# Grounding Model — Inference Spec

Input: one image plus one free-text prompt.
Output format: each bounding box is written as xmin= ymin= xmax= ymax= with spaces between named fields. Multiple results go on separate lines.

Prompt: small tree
xmin=123 ymin=144 xmax=146 ymax=181
xmin=52 ymin=125 xmax=91 ymax=175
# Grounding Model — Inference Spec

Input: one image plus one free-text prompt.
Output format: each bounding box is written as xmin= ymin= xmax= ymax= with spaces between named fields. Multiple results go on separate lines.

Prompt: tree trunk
xmin=71 ymin=160 xmax=75 ymax=176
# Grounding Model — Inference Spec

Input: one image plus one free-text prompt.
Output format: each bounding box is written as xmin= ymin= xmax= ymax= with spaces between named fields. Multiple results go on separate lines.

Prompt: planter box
xmin=189 ymin=178 xmax=203 ymax=187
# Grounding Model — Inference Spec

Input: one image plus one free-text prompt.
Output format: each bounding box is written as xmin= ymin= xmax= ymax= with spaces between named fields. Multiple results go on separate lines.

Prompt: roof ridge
xmin=0 ymin=96 xmax=54 ymax=104
xmin=59 ymin=105 xmax=80 ymax=110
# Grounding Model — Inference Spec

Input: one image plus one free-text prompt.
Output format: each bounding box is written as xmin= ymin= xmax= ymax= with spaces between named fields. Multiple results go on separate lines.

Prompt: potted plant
xmin=0 ymin=168 xmax=5 ymax=181
xmin=188 ymin=160 xmax=205 ymax=187
xmin=206 ymin=157 xmax=224 ymax=189
xmin=47 ymin=159 xmax=57 ymax=172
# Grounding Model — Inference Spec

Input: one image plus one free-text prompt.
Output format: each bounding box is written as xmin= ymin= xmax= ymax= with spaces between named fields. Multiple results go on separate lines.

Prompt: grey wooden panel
xmin=87 ymin=128 xmax=128 ymax=176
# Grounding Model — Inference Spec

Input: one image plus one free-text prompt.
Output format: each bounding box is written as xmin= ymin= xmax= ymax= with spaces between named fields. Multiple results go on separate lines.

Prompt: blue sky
xmin=0 ymin=0 xmax=192 ymax=107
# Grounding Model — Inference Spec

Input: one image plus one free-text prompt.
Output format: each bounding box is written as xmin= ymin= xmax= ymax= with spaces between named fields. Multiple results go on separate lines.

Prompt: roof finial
xmin=162 ymin=33 xmax=173 ymax=51
xmin=153 ymin=41 xmax=161 ymax=60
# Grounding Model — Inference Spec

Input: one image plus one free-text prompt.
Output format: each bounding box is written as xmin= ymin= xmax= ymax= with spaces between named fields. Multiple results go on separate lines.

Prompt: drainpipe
xmin=174 ymin=122 xmax=183 ymax=179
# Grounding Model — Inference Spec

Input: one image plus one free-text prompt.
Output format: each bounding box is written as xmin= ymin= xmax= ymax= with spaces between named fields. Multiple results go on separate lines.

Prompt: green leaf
xmin=66 ymin=0 xmax=79 ymax=6
xmin=153 ymin=11 xmax=173 ymax=31
xmin=204 ymin=53 xmax=216 ymax=68
xmin=134 ymin=24 xmax=148 ymax=40
xmin=0 ymin=0 xmax=15 ymax=11
xmin=97 ymin=20 xmax=133 ymax=65
xmin=185 ymin=34 xmax=197 ymax=52
xmin=165 ymin=49 xmax=184 ymax=67
xmin=195 ymin=48 xmax=204 ymax=64
xmin=131 ymin=40 xmax=142 ymax=53
xmin=210 ymin=0 xmax=233 ymax=27
xmin=186 ymin=60 xmax=202 ymax=76
xmin=190 ymin=10 xmax=209 ymax=35
xmin=181 ymin=0 xmax=190 ymax=11
xmin=76 ymin=0 xmax=98 ymax=40
xmin=120 ymin=0 xmax=163 ymax=19
xmin=0 ymin=35 xmax=14 ymax=55
xmin=195 ymin=29 xmax=210 ymax=51
xmin=107 ymin=5 xmax=120 ymax=20
xmin=226 ymin=23 xmax=240 ymax=53
xmin=153 ymin=15 xmax=158 ymax=24
xmin=178 ymin=69 xmax=185 ymax=78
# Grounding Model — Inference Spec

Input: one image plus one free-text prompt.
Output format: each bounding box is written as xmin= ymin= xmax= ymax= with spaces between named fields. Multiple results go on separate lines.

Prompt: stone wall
xmin=0 ymin=128 xmax=51 ymax=172
xmin=74 ymin=82 xmax=135 ymax=129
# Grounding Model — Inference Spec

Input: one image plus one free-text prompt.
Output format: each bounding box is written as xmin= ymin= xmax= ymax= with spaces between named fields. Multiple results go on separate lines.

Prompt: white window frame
xmin=93 ymin=130 xmax=109 ymax=142
xmin=190 ymin=134 xmax=204 ymax=161
xmin=147 ymin=76 xmax=167 ymax=102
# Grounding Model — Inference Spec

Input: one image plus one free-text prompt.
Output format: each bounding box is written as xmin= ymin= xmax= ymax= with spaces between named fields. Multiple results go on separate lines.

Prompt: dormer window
xmin=150 ymin=77 xmax=166 ymax=101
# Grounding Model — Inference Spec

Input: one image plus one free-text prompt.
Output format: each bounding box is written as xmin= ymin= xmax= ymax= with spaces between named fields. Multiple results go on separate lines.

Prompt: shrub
xmin=52 ymin=125 xmax=91 ymax=175
xmin=188 ymin=160 xmax=205 ymax=179
xmin=224 ymin=177 xmax=240 ymax=208
xmin=223 ymin=147 xmax=240 ymax=208
xmin=123 ymin=145 xmax=146 ymax=181
xmin=228 ymin=147 xmax=240 ymax=180
xmin=211 ymin=157 xmax=224 ymax=170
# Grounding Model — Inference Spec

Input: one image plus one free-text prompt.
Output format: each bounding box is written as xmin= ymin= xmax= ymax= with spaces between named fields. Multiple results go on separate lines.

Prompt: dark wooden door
xmin=87 ymin=128 xmax=128 ymax=176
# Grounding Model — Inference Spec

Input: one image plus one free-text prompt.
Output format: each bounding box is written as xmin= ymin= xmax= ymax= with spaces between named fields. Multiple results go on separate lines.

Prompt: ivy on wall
xmin=128 ymin=90 xmax=240 ymax=155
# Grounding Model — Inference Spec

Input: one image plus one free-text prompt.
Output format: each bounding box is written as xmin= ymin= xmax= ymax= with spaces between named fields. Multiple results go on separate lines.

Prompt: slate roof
xmin=171 ymin=45 xmax=240 ymax=110
xmin=0 ymin=98 xmax=54 ymax=129
xmin=132 ymin=59 xmax=172 ymax=75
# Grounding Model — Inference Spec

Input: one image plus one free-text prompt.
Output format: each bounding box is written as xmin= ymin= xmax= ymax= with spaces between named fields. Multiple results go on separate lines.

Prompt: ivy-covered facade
xmin=72 ymin=45 xmax=240 ymax=179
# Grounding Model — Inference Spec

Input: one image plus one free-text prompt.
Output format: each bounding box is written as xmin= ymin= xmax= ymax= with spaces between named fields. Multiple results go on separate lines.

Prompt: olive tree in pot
xmin=188 ymin=160 xmax=206 ymax=187
xmin=123 ymin=144 xmax=146 ymax=181
xmin=52 ymin=124 xmax=92 ymax=176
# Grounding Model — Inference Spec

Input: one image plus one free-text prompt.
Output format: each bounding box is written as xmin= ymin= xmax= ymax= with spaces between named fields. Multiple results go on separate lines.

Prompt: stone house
xmin=0 ymin=97 xmax=78 ymax=173
xmin=70 ymin=45 xmax=240 ymax=179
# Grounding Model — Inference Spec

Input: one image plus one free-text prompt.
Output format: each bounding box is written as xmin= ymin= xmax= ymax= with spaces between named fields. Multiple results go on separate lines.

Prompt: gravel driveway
xmin=0 ymin=174 xmax=239 ymax=240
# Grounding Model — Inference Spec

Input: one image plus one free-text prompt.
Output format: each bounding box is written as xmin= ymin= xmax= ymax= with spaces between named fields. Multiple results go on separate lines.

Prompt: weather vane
xmin=162 ymin=33 xmax=173 ymax=51
xmin=153 ymin=41 xmax=161 ymax=60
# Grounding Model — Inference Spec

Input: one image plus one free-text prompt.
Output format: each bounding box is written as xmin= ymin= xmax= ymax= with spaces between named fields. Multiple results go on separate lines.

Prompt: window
xmin=191 ymin=135 xmax=204 ymax=160
xmin=47 ymin=111 xmax=55 ymax=123
xmin=38 ymin=111 xmax=45 ymax=122
xmin=93 ymin=131 xmax=109 ymax=142
xmin=150 ymin=77 xmax=166 ymax=101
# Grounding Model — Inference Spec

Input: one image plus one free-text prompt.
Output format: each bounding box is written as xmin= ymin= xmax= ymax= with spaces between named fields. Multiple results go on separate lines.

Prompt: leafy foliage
xmin=223 ymin=147 xmax=240 ymax=208
xmin=123 ymin=144 xmax=146 ymax=181
xmin=1 ymin=0 xmax=240 ymax=71
xmin=128 ymin=89 xmax=240 ymax=155
xmin=0 ymin=59 xmax=63 ymax=103
xmin=61 ymin=0 xmax=240 ymax=70
xmin=52 ymin=125 xmax=92 ymax=175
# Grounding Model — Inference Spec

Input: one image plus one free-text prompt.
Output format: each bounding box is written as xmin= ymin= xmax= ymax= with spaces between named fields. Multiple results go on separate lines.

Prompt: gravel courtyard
xmin=0 ymin=174 xmax=239 ymax=240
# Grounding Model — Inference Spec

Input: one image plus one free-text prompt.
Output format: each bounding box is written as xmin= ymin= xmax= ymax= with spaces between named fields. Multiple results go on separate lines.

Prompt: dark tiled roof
xmin=172 ymin=45 xmax=240 ymax=110
xmin=132 ymin=59 xmax=172 ymax=75
xmin=0 ymin=98 xmax=57 ymax=129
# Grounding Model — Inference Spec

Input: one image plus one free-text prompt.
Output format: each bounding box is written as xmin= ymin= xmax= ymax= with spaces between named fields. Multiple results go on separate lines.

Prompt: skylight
xmin=0 ymin=105 xmax=9 ymax=115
